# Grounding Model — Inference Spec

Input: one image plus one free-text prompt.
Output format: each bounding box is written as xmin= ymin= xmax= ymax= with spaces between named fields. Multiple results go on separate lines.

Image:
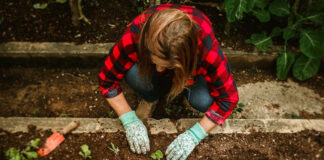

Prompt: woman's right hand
xmin=119 ymin=111 xmax=150 ymax=154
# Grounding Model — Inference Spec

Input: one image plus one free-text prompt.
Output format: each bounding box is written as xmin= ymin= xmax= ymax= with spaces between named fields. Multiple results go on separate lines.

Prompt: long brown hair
xmin=138 ymin=9 xmax=198 ymax=102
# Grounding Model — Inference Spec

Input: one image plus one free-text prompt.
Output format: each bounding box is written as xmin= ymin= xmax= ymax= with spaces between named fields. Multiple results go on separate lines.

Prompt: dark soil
xmin=0 ymin=59 xmax=323 ymax=119
xmin=0 ymin=0 xmax=286 ymax=52
xmin=0 ymin=128 xmax=323 ymax=160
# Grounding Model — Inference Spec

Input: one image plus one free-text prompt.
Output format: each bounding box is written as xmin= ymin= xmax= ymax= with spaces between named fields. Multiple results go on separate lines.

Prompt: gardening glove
xmin=165 ymin=122 xmax=207 ymax=160
xmin=119 ymin=110 xmax=150 ymax=154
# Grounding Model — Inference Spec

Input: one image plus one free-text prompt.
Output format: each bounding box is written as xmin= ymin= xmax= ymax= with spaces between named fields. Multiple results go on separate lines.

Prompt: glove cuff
xmin=119 ymin=111 xmax=140 ymax=126
xmin=188 ymin=122 xmax=208 ymax=143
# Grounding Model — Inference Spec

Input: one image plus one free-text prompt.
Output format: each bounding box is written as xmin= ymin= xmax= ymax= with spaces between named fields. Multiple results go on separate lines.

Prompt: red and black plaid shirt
xmin=99 ymin=4 xmax=239 ymax=125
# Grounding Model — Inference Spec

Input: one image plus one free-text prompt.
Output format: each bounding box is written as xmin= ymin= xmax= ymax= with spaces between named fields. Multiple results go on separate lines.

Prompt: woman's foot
xmin=135 ymin=99 xmax=158 ymax=120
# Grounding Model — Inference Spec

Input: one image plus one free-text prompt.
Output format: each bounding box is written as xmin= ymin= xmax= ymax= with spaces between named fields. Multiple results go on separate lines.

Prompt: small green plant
xmin=232 ymin=103 xmax=245 ymax=114
xmin=96 ymin=34 xmax=104 ymax=41
xmin=59 ymin=113 xmax=72 ymax=117
xmin=107 ymin=142 xmax=120 ymax=155
xmin=107 ymin=111 xmax=115 ymax=118
xmin=33 ymin=108 xmax=40 ymax=117
xmin=151 ymin=150 xmax=163 ymax=160
xmin=33 ymin=3 xmax=48 ymax=10
xmin=5 ymin=138 xmax=40 ymax=160
xmin=79 ymin=144 xmax=92 ymax=159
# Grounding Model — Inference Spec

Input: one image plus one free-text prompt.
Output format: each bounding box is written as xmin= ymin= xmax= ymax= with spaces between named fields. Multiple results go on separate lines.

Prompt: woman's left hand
xmin=165 ymin=122 xmax=208 ymax=160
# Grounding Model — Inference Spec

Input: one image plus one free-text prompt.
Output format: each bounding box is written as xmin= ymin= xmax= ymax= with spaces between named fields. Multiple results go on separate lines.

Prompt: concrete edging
xmin=0 ymin=42 xmax=277 ymax=69
xmin=0 ymin=117 xmax=323 ymax=135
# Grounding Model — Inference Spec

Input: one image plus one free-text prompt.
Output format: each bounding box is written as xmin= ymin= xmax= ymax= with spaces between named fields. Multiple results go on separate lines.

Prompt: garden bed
xmin=0 ymin=59 xmax=323 ymax=119
xmin=1 ymin=127 xmax=323 ymax=159
xmin=0 ymin=0 xmax=284 ymax=52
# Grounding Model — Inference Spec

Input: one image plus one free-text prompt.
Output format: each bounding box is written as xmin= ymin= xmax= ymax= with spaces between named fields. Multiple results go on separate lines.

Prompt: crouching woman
xmin=98 ymin=4 xmax=239 ymax=160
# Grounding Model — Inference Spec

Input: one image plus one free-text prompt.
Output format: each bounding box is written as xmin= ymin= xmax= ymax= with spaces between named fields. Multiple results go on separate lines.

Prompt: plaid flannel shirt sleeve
xmin=98 ymin=18 xmax=141 ymax=98
xmin=197 ymin=14 xmax=239 ymax=125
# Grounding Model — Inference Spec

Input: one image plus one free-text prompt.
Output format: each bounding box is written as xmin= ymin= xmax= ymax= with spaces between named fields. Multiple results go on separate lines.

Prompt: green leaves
xmin=269 ymin=0 xmax=290 ymax=17
xmin=108 ymin=142 xmax=120 ymax=155
xmin=5 ymin=148 xmax=21 ymax=160
xmin=21 ymin=151 xmax=38 ymax=159
xmin=56 ymin=0 xmax=67 ymax=3
xmin=252 ymin=9 xmax=270 ymax=22
xmin=245 ymin=32 xmax=272 ymax=51
xmin=5 ymin=138 xmax=40 ymax=160
xmin=304 ymin=11 xmax=324 ymax=26
xmin=79 ymin=144 xmax=92 ymax=159
xmin=254 ymin=0 xmax=269 ymax=9
xmin=33 ymin=3 xmax=48 ymax=10
xmin=283 ymin=28 xmax=297 ymax=41
xmin=222 ymin=0 xmax=255 ymax=22
xmin=299 ymin=30 xmax=324 ymax=59
xmin=28 ymin=138 xmax=40 ymax=149
xmin=276 ymin=50 xmax=296 ymax=80
xmin=151 ymin=150 xmax=163 ymax=160
xmin=293 ymin=55 xmax=321 ymax=81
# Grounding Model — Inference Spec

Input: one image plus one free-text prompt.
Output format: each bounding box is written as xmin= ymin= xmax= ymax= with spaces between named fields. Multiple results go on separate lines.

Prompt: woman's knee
xmin=125 ymin=64 xmax=159 ymax=102
xmin=186 ymin=76 xmax=213 ymax=112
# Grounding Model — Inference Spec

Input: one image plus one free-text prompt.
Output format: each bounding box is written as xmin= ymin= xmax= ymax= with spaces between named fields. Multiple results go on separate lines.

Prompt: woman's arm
xmin=106 ymin=93 xmax=132 ymax=116
xmin=199 ymin=115 xmax=217 ymax=133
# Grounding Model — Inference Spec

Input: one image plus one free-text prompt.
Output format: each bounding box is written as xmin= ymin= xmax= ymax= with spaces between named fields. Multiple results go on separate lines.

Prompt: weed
xmin=33 ymin=3 xmax=48 ymax=9
xmin=107 ymin=142 xmax=120 ymax=155
xmin=79 ymin=144 xmax=92 ymax=159
xmin=59 ymin=113 xmax=72 ymax=117
xmin=33 ymin=108 xmax=40 ymax=117
xmin=107 ymin=111 xmax=115 ymax=118
xmin=151 ymin=150 xmax=163 ymax=160
xmin=232 ymin=103 xmax=245 ymax=114
xmin=96 ymin=34 xmax=104 ymax=41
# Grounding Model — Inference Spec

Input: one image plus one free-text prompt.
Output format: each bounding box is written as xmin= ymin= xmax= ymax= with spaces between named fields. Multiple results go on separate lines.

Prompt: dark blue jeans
xmin=125 ymin=64 xmax=213 ymax=113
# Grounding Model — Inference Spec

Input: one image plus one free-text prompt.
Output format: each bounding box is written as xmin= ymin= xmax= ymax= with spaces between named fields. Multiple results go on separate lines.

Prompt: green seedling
xmin=107 ymin=111 xmax=115 ymax=118
xmin=59 ymin=113 xmax=72 ymax=117
xmin=151 ymin=150 xmax=163 ymax=160
xmin=79 ymin=144 xmax=92 ymax=159
xmin=33 ymin=108 xmax=40 ymax=117
xmin=96 ymin=34 xmax=104 ymax=41
xmin=107 ymin=142 xmax=120 ymax=155
xmin=5 ymin=138 xmax=40 ymax=160
xmin=56 ymin=0 xmax=67 ymax=3
xmin=232 ymin=103 xmax=245 ymax=114
xmin=33 ymin=3 xmax=48 ymax=9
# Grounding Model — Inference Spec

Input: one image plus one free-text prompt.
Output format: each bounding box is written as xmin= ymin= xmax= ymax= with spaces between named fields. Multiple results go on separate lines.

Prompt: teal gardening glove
xmin=166 ymin=122 xmax=208 ymax=160
xmin=119 ymin=111 xmax=150 ymax=154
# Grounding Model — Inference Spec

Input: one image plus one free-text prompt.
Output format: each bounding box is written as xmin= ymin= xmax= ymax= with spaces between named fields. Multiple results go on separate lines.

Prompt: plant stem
xmin=288 ymin=0 xmax=301 ymax=27
xmin=292 ymin=0 xmax=300 ymax=15
xmin=78 ymin=0 xmax=91 ymax=24
xmin=224 ymin=22 xmax=231 ymax=36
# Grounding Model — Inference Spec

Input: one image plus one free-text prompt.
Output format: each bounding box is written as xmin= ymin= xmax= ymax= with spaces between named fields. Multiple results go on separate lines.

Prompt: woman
xmin=99 ymin=4 xmax=239 ymax=160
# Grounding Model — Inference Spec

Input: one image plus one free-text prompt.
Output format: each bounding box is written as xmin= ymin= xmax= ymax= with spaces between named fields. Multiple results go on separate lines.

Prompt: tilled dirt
xmin=0 ymin=127 xmax=323 ymax=160
xmin=0 ymin=0 xmax=287 ymax=52
xmin=0 ymin=65 xmax=323 ymax=119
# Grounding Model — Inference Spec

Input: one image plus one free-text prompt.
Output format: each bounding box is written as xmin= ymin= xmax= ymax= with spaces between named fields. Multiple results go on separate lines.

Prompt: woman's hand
xmin=119 ymin=111 xmax=150 ymax=154
xmin=165 ymin=122 xmax=208 ymax=160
